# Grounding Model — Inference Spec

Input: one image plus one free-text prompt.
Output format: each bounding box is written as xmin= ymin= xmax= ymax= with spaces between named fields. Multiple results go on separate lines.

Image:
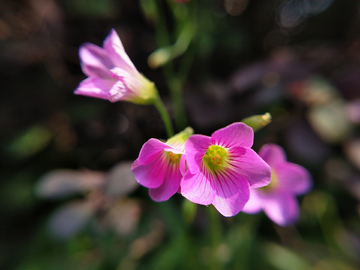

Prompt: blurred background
xmin=1 ymin=0 xmax=360 ymax=269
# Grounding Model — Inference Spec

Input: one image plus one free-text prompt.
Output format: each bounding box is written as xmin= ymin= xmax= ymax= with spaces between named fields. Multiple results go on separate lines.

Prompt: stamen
xmin=203 ymin=145 xmax=229 ymax=173
xmin=167 ymin=151 xmax=181 ymax=164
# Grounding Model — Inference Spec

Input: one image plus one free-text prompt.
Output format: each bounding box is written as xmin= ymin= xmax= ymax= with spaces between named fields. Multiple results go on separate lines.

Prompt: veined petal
xmin=180 ymin=169 xmax=215 ymax=205
xmin=103 ymin=29 xmax=137 ymax=73
xmin=149 ymin=162 xmax=182 ymax=201
xmin=131 ymin=156 xmax=167 ymax=189
xmin=276 ymin=163 xmax=312 ymax=195
xmin=184 ymin=135 xmax=212 ymax=174
xmin=259 ymin=144 xmax=287 ymax=167
xmin=74 ymin=77 xmax=114 ymax=100
xmin=79 ymin=43 xmax=113 ymax=78
xmin=211 ymin=172 xmax=250 ymax=217
xmin=212 ymin=122 xmax=254 ymax=148
xmin=242 ymin=188 xmax=262 ymax=214
xmin=231 ymin=147 xmax=271 ymax=188
xmin=260 ymin=190 xmax=299 ymax=226
xmin=108 ymin=79 xmax=131 ymax=102
xmin=108 ymin=67 xmax=156 ymax=104
xmin=137 ymin=139 xmax=167 ymax=165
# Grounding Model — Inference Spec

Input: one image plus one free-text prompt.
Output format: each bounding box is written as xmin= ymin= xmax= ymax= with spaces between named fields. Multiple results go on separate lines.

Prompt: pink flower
xmin=131 ymin=128 xmax=193 ymax=201
xmin=242 ymin=144 xmax=312 ymax=226
xmin=74 ymin=29 xmax=157 ymax=104
xmin=180 ymin=123 xmax=271 ymax=217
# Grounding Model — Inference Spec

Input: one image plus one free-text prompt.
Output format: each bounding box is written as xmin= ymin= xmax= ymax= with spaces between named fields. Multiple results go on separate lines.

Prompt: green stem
xmin=153 ymin=93 xmax=174 ymax=138
xmin=207 ymin=206 xmax=223 ymax=270
xmin=168 ymin=77 xmax=187 ymax=130
xmin=151 ymin=0 xmax=189 ymax=131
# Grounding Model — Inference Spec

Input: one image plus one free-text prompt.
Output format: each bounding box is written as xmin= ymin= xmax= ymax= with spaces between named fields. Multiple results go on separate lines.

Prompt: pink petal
xmin=137 ymin=139 xmax=168 ymax=165
xmin=184 ymin=135 xmax=212 ymax=174
xmin=180 ymin=170 xmax=215 ymax=205
xmin=108 ymin=79 xmax=130 ymax=102
xmin=149 ymin=162 xmax=182 ymax=201
xmin=103 ymin=29 xmax=137 ymax=73
xmin=107 ymin=68 xmax=138 ymax=102
xmin=260 ymin=190 xmax=299 ymax=226
xmin=179 ymin=154 xmax=187 ymax=176
xmin=79 ymin=43 xmax=113 ymax=78
xmin=74 ymin=77 xmax=114 ymax=100
xmin=231 ymin=147 xmax=271 ymax=188
xmin=212 ymin=122 xmax=254 ymax=148
xmin=242 ymin=188 xmax=262 ymax=214
xmin=131 ymin=156 xmax=167 ymax=189
xmin=276 ymin=162 xmax=312 ymax=195
xmin=211 ymin=172 xmax=250 ymax=217
xmin=259 ymin=144 xmax=287 ymax=167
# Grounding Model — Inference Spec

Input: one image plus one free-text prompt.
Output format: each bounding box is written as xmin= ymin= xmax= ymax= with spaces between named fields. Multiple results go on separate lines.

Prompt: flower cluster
xmin=74 ymin=29 xmax=313 ymax=223
xmin=132 ymin=123 xmax=273 ymax=217
xmin=132 ymin=126 xmax=313 ymax=223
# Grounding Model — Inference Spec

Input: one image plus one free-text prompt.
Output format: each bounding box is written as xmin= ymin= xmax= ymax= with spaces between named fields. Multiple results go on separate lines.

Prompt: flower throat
xmin=203 ymin=145 xmax=229 ymax=172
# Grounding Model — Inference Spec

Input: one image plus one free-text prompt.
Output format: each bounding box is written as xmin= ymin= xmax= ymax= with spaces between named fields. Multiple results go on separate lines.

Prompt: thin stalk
xmin=207 ymin=206 xmax=223 ymax=270
xmin=153 ymin=93 xmax=174 ymax=138
xmin=168 ymin=76 xmax=187 ymax=130
xmin=151 ymin=0 xmax=190 ymax=131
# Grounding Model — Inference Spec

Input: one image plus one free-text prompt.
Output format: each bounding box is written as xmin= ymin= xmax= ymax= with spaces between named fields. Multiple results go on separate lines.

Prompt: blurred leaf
xmin=105 ymin=198 xmax=141 ymax=237
xmin=225 ymin=217 xmax=260 ymax=270
xmin=292 ymin=76 xmax=354 ymax=143
xmin=264 ymin=242 xmax=311 ymax=270
xmin=139 ymin=0 xmax=158 ymax=23
xmin=129 ymin=220 xmax=165 ymax=259
xmin=181 ymin=199 xmax=197 ymax=224
xmin=35 ymin=169 xmax=106 ymax=199
xmin=344 ymin=138 xmax=360 ymax=171
xmin=103 ymin=161 xmax=139 ymax=198
xmin=0 ymin=172 xmax=35 ymax=211
xmin=346 ymin=99 xmax=360 ymax=124
xmin=48 ymin=201 xmax=93 ymax=240
xmin=149 ymin=232 xmax=189 ymax=270
xmin=294 ymin=76 xmax=339 ymax=106
xmin=285 ymin=119 xmax=332 ymax=165
xmin=7 ymin=125 xmax=52 ymax=159
xmin=313 ymin=258 xmax=357 ymax=270
xmin=302 ymin=191 xmax=359 ymax=260
xmin=308 ymin=100 xmax=353 ymax=143
xmin=63 ymin=0 xmax=119 ymax=18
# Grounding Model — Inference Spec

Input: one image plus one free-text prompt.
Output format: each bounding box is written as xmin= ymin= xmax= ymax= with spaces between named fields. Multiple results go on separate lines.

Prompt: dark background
xmin=1 ymin=0 xmax=360 ymax=269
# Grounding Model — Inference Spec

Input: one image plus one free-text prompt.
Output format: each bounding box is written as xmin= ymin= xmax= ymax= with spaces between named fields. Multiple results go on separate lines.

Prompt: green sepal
xmin=241 ymin=112 xmax=272 ymax=132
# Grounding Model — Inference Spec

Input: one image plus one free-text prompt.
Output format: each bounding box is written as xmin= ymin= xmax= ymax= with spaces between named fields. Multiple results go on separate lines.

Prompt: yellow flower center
xmin=203 ymin=145 xmax=229 ymax=173
xmin=261 ymin=169 xmax=278 ymax=192
xmin=168 ymin=152 xmax=181 ymax=164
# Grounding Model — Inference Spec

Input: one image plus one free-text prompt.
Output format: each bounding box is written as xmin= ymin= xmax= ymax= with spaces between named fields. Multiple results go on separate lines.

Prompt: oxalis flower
xmin=242 ymin=143 xmax=312 ymax=226
xmin=131 ymin=127 xmax=193 ymax=201
xmin=180 ymin=122 xmax=271 ymax=217
xmin=74 ymin=29 xmax=157 ymax=105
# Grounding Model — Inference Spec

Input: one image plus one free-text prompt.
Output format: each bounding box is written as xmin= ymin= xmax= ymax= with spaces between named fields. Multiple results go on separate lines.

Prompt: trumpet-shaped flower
xmin=242 ymin=143 xmax=312 ymax=226
xmin=74 ymin=29 xmax=157 ymax=105
xmin=180 ymin=123 xmax=271 ymax=217
xmin=131 ymin=128 xmax=193 ymax=201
